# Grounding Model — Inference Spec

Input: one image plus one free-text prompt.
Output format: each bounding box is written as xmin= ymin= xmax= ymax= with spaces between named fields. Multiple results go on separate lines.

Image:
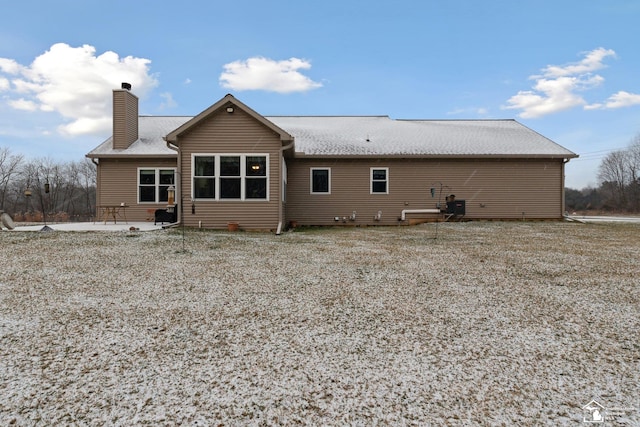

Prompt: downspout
xmin=276 ymin=140 xmax=295 ymax=235
xmin=90 ymin=158 xmax=99 ymax=219
xmin=165 ymin=137 xmax=181 ymax=225
xmin=561 ymin=158 xmax=569 ymax=218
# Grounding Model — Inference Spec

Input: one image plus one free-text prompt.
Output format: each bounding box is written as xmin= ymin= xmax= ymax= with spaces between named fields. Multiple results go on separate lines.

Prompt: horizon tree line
xmin=0 ymin=147 xmax=96 ymax=222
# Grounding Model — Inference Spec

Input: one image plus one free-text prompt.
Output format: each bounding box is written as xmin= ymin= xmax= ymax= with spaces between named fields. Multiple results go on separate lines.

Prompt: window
xmin=371 ymin=168 xmax=388 ymax=194
xmin=220 ymin=156 xmax=241 ymax=199
xmin=138 ymin=168 xmax=176 ymax=203
xmin=193 ymin=156 xmax=215 ymax=199
xmin=245 ymin=156 xmax=267 ymax=199
xmin=310 ymin=168 xmax=330 ymax=194
xmin=192 ymin=154 xmax=268 ymax=201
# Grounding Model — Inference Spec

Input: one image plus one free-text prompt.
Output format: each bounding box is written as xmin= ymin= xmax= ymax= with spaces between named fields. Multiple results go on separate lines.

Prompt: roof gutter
xmin=293 ymin=153 xmax=579 ymax=160
xmin=276 ymin=139 xmax=295 ymax=235
xmin=85 ymin=153 xmax=177 ymax=159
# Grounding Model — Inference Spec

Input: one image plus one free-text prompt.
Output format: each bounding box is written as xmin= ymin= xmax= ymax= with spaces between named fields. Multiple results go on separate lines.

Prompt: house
xmin=86 ymin=84 xmax=578 ymax=232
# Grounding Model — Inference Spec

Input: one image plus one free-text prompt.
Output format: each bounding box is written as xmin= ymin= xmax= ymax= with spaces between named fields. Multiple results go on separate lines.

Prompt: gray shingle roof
xmin=87 ymin=116 xmax=190 ymax=157
xmin=267 ymin=116 xmax=577 ymax=158
xmin=87 ymin=115 xmax=577 ymax=159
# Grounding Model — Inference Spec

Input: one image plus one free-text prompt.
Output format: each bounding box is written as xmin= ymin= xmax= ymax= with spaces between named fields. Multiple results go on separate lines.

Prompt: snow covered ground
xmin=10 ymin=222 xmax=164 ymax=232
xmin=1 ymin=222 xmax=638 ymax=425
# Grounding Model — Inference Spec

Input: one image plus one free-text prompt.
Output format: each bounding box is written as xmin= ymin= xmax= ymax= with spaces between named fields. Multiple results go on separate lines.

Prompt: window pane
xmin=246 ymin=178 xmax=266 ymax=199
xmin=372 ymin=181 xmax=387 ymax=193
xmin=372 ymin=169 xmax=387 ymax=180
xmin=312 ymin=169 xmax=329 ymax=193
xmin=194 ymin=177 xmax=215 ymax=198
xmin=220 ymin=177 xmax=241 ymax=198
xmin=139 ymin=186 xmax=156 ymax=202
xmin=246 ymin=156 xmax=266 ymax=177
xmin=140 ymin=170 xmax=155 ymax=185
xmin=220 ymin=156 xmax=240 ymax=176
xmin=195 ymin=157 xmax=214 ymax=176
xmin=159 ymin=170 xmax=174 ymax=185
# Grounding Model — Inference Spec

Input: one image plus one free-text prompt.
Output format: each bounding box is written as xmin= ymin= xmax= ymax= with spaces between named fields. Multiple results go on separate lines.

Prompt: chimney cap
xmin=121 ymin=82 xmax=132 ymax=90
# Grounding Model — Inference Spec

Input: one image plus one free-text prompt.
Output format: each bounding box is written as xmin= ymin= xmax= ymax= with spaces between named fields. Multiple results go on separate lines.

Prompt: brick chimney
xmin=112 ymin=82 xmax=139 ymax=150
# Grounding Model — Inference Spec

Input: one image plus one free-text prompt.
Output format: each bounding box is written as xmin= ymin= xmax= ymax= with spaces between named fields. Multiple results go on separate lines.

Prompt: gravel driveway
xmin=1 ymin=222 xmax=639 ymax=425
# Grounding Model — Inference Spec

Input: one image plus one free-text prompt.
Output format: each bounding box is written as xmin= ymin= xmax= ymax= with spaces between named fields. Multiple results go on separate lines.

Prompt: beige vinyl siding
xmin=286 ymin=158 xmax=565 ymax=225
xmin=96 ymin=158 xmax=177 ymax=221
xmin=178 ymin=108 xmax=283 ymax=230
xmin=112 ymin=90 xmax=138 ymax=150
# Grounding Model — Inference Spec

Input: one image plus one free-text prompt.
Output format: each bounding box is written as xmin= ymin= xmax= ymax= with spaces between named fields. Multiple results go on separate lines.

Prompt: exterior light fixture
xmin=24 ymin=188 xmax=32 ymax=197
xmin=44 ymin=181 xmax=50 ymax=194
xmin=226 ymin=106 xmax=234 ymax=113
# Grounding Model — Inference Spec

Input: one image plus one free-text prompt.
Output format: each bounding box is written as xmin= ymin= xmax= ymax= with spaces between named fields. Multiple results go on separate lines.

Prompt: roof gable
xmin=165 ymin=94 xmax=293 ymax=145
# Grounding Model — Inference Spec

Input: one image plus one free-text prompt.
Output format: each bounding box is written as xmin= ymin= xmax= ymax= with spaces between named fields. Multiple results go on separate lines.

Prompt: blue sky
xmin=1 ymin=0 xmax=639 ymax=189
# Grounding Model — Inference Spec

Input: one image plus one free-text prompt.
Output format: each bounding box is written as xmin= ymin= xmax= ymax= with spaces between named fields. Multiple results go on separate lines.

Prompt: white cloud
xmin=8 ymin=98 xmax=38 ymax=111
xmin=540 ymin=47 xmax=615 ymax=78
xmin=0 ymin=58 xmax=21 ymax=74
xmin=599 ymin=91 xmax=640 ymax=109
xmin=219 ymin=56 xmax=322 ymax=93
xmin=505 ymin=76 xmax=591 ymax=118
xmin=58 ymin=117 xmax=112 ymax=136
xmin=0 ymin=77 xmax=9 ymax=91
xmin=502 ymin=47 xmax=637 ymax=118
xmin=0 ymin=43 xmax=158 ymax=136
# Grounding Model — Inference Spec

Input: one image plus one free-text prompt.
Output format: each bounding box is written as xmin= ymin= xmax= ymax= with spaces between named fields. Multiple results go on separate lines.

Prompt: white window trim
xmin=310 ymin=167 xmax=331 ymax=194
xmin=137 ymin=167 xmax=176 ymax=204
xmin=191 ymin=153 xmax=269 ymax=201
xmin=370 ymin=167 xmax=389 ymax=194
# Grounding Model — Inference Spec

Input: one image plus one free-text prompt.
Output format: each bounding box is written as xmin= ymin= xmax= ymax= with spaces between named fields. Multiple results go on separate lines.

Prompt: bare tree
xmin=78 ymin=159 xmax=97 ymax=218
xmin=598 ymin=149 xmax=629 ymax=208
xmin=0 ymin=147 xmax=24 ymax=211
xmin=596 ymin=133 xmax=640 ymax=212
xmin=627 ymin=134 xmax=640 ymax=211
